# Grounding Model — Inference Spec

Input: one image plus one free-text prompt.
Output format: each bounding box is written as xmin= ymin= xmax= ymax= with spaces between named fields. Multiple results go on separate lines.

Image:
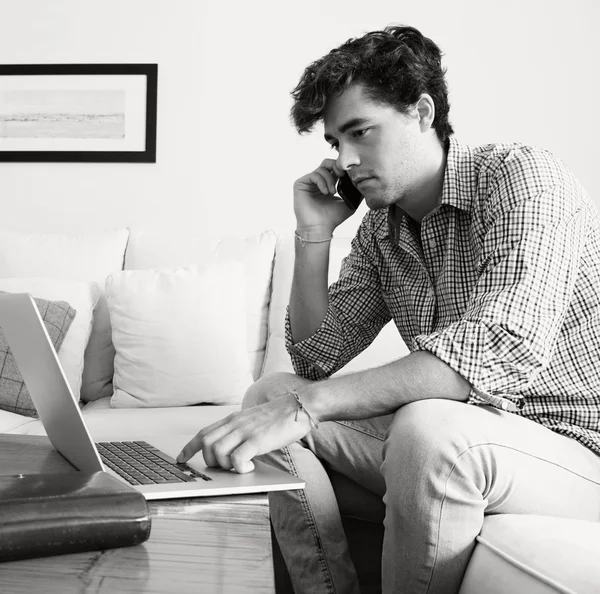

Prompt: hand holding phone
xmin=293 ymin=159 xmax=360 ymax=234
xmin=337 ymin=174 xmax=364 ymax=211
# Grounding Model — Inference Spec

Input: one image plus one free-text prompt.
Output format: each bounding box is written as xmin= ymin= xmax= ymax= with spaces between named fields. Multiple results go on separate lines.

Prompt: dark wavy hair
xmin=290 ymin=25 xmax=453 ymax=145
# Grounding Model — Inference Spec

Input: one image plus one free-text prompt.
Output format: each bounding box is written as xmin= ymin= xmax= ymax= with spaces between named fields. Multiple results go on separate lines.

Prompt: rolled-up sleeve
xmin=415 ymin=158 xmax=586 ymax=408
xmin=285 ymin=218 xmax=391 ymax=380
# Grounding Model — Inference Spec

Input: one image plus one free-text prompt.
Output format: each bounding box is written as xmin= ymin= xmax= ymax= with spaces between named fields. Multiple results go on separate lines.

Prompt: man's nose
xmin=336 ymin=145 xmax=360 ymax=171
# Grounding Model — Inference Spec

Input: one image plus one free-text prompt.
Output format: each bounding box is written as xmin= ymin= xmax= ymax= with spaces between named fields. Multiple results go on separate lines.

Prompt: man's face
xmin=323 ymin=84 xmax=436 ymax=217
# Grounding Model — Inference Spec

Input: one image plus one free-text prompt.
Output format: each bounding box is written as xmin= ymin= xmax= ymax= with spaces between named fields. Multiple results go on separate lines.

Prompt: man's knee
xmin=384 ymin=399 xmax=472 ymax=467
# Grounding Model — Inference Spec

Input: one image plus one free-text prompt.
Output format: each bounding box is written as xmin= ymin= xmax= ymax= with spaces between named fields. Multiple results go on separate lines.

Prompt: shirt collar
xmin=439 ymin=136 xmax=475 ymax=214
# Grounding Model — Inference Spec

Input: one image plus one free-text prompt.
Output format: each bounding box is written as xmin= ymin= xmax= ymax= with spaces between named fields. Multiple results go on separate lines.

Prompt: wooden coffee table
xmin=0 ymin=435 xmax=275 ymax=594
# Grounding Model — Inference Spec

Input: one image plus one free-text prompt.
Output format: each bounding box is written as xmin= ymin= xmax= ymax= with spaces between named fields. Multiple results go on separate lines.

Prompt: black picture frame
xmin=0 ymin=64 xmax=157 ymax=163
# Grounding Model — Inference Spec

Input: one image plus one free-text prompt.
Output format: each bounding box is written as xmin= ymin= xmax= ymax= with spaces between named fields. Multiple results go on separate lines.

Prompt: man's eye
xmin=353 ymin=128 xmax=369 ymax=138
xmin=330 ymin=143 xmax=339 ymax=152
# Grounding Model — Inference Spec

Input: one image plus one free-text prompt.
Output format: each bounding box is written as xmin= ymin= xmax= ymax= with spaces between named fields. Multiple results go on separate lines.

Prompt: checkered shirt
xmin=286 ymin=137 xmax=600 ymax=455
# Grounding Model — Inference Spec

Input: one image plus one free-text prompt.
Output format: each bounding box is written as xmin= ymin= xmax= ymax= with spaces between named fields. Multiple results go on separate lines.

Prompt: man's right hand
xmin=293 ymin=158 xmax=356 ymax=238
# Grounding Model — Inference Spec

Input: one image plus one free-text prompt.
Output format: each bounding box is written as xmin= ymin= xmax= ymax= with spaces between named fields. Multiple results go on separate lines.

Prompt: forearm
xmin=179 ymin=352 xmax=471 ymax=473
xmin=289 ymin=230 xmax=332 ymax=343
xmin=300 ymin=350 xmax=472 ymax=422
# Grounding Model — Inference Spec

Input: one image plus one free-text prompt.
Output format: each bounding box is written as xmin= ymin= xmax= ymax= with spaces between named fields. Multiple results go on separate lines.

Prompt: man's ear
xmin=415 ymin=94 xmax=435 ymax=131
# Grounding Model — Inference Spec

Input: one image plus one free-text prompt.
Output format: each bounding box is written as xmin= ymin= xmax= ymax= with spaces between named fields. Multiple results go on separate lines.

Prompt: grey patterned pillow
xmin=0 ymin=296 xmax=76 ymax=417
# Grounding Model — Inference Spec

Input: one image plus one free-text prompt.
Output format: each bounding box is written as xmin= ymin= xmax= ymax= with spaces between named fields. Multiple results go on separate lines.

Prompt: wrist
xmin=294 ymin=230 xmax=333 ymax=248
xmin=294 ymin=384 xmax=327 ymax=425
xmin=295 ymin=225 xmax=335 ymax=242
xmin=289 ymin=390 xmax=319 ymax=430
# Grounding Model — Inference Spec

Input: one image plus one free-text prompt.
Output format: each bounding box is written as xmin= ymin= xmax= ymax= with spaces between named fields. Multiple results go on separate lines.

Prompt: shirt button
xmin=501 ymin=401 xmax=509 ymax=411
xmin=429 ymin=239 xmax=437 ymax=248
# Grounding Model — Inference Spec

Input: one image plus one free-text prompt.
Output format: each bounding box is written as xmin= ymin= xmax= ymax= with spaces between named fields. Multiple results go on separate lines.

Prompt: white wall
xmin=0 ymin=0 xmax=597 ymax=238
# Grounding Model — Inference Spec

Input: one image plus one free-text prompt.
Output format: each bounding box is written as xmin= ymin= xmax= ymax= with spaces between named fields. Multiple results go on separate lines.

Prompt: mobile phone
xmin=337 ymin=174 xmax=364 ymax=211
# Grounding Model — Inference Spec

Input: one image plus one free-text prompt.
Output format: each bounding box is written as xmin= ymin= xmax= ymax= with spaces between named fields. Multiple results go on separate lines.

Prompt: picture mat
xmin=0 ymin=75 xmax=147 ymax=151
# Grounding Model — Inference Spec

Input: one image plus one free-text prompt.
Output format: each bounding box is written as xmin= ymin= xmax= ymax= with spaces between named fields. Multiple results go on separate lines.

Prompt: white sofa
xmin=0 ymin=227 xmax=598 ymax=594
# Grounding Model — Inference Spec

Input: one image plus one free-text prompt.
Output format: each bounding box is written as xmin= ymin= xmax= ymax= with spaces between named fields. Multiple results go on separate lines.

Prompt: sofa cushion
xmin=123 ymin=229 xmax=276 ymax=381
xmin=261 ymin=234 xmax=409 ymax=377
xmin=80 ymin=396 xmax=241 ymax=442
xmin=0 ymin=228 xmax=129 ymax=403
xmin=0 ymin=409 xmax=41 ymax=434
xmin=0 ymin=278 xmax=99 ymax=401
xmin=0 ymin=295 xmax=75 ymax=417
xmin=106 ymin=261 xmax=253 ymax=408
xmin=459 ymin=514 xmax=600 ymax=594
xmin=7 ymin=396 xmax=240 ymax=453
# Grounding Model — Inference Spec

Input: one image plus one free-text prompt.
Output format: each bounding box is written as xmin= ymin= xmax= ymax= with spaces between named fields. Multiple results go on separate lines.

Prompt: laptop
xmin=0 ymin=292 xmax=305 ymax=500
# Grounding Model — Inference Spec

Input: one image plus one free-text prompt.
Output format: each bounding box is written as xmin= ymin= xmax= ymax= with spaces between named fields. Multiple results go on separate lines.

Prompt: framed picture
xmin=0 ymin=64 xmax=157 ymax=163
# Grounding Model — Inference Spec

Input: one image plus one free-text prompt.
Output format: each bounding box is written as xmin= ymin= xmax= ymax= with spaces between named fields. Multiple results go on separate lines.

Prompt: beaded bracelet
xmin=294 ymin=231 xmax=333 ymax=248
xmin=290 ymin=390 xmax=319 ymax=430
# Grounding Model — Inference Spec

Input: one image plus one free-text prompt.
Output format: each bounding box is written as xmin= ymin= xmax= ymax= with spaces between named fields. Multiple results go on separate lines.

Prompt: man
xmin=179 ymin=25 xmax=600 ymax=593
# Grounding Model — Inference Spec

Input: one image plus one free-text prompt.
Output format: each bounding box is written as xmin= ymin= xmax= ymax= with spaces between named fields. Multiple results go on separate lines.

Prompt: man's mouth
xmin=352 ymin=176 xmax=373 ymax=185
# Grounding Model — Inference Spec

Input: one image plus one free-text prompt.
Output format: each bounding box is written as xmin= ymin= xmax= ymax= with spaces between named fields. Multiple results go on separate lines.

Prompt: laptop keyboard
xmin=96 ymin=440 xmax=212 ymax=485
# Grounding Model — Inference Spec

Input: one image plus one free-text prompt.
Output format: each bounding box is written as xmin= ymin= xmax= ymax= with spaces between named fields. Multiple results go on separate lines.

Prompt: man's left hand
xmin=176 ymin=393 xmax=312 ymax=473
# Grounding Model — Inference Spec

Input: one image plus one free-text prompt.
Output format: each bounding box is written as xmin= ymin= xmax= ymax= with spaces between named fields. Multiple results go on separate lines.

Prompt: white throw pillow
xmin=0 ymin=228 xmax=130 ymax=403
xmin=261 ymin=234 xmax=409 ymax=377
xmin=124 ymin=229 xmax=277 ymax=381
xmin=0 ymin=278 xmax=99 ymax=401
xmin=106 ymin=261 xmax=254 ymax=408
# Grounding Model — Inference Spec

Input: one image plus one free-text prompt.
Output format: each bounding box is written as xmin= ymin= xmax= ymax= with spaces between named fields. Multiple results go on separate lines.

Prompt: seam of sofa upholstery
xmin=257 ymin=232 xmax=282 ymax=380
xmin=258 ymin=256 xmax=277 ymax=380
xmin=474 ymin=535 xmax=577 ymax=594
xmin=4 ymin=420 xmax=40 ymax=434
xmin=256 ymin=230 xmax=278 ymax=381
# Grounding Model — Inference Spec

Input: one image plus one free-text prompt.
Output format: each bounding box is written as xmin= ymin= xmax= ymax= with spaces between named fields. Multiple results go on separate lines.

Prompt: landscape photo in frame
xmin=0 ymin=64 xmax=157 ymax=162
